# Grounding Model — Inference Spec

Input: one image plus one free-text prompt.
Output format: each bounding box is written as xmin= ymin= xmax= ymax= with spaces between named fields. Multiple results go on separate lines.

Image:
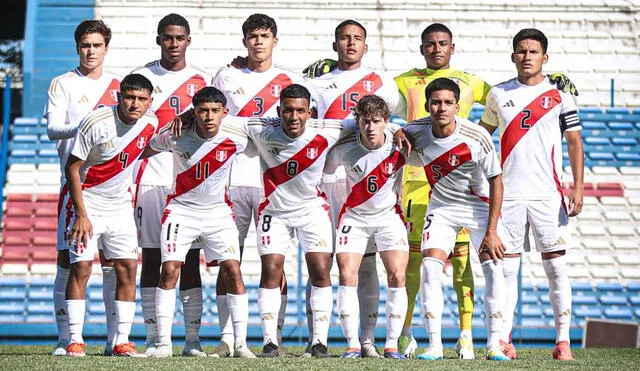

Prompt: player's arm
xmin=140 ymin=129 xmax=173 ymax=158
xmin=478 ymin=90 xmax=499 ymax=135
xmin=480 ymin=173 xmax=505 ymax=264
xmin=65 ymin=154 xmax=92 ymax=249
xmin=302 ymin=59 xmax=338 ymax=78
xmin=45 ymin=81 xmax=75 ymax=140
xmin=548 ymin=73 xmax=579 ymax=96
xmin=564 ymin=130 xmax=584 ymax=216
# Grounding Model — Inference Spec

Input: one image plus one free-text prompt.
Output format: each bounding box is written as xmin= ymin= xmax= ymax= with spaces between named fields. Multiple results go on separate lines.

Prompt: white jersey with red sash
xmin=246 ymin=117 xmax=353 ymax=218
xmin=481 ymin=77 xmax=581 ymax=200
xmin=404 ymin=116 xmax=501 ymax=208
xmin=70 ymin=106 xmax=158 ymax=214
xmin=132 ymin=61 xmax=211 ymax=186
xmin=324 ymin=129 xmax=406 ymax=226
xmin=44 ymin=68 xmax=121 ymax=181
xmin=213 ymin=66 xmax=306 ymax=187
xmin=149 ymin=116 xmax=249 ymax=212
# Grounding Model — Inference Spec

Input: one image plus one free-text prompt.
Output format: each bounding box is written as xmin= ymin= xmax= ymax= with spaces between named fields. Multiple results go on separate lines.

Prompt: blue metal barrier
xmin=0 ymin=75 xmax=12 ymax=200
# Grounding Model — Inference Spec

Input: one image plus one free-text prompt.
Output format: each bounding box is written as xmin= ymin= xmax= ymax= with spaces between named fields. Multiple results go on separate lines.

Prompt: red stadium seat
xmin=596 ymin=182 xmax=624 ymax=197
xmin=5 ymin=202 xmax=34 ymax=217
xmin=31 ymin=248 xmax=57 ymax=263
xmin=7 ymin=194 xmax=33 ymax=202
xmin=33 ymin=217 xmax=57 ymax=231
xmin=35 ymin=194 xmax=59 ymax=202
xmin=1 ymin=231 xmax=32 ymax=247
xmin=34 ymin=206 xmax=58 ymax=217
xmin=3 ymin=216 xmax=33 ymax=231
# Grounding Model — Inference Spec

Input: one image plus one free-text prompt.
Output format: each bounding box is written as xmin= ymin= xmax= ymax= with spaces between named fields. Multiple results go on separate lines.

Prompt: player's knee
xmin=338 ymin=270 xmax=358 ymax=286
xmin=386 ymin=268 xmax=406 ymax=288
xmin=70 ymin=261 xmax=92 ymax=281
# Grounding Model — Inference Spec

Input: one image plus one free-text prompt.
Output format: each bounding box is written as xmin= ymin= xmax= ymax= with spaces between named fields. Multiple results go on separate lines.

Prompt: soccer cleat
xmin=113 ymin=342 xmax=145 ymax=357
xmin=182 ymin=340 xmax=207 ymax=357
xmin=455 ymin=334 xmax=475 ymax=360
xmin=233 ymin=346 xmax=257 ymax=359
xmin=66 ymin=342 xmax=86 ymax=357
xmin=311 ymin=342 xmax=331 ymax=358
xmin=210 ymin=340 xmax=233 ymax=358
xmin=383 ymin=349 xmax=406 ymax=360
xmin=398 ymin=335 xmax=417 ymax=358
xmin=361 ymin=341 xmax=383 ymax=358
xmin=103 ymin=342 xmax=113 ymax=356
xmin=416 ymin=345 xmax=443 ymax=360
xmin=340 ymin=348 xmax=361 ymax=358
xmin=143 ymin=339 xmax=158 ymax=356
xmin=500 ymin=340 xmax=517 ymax=360
xmin=259 ymin=342 xmax=279 ymax=358
xmin=553 ymin=341 xmax=575 ymax=361
xmin=52 ymin=341 xmax=68 ymax=356
xmin=152 ymin=344 xmax=173 ymax=358
xmin=299 ymin=342 xmax=313 ymax=358
xmin=487 ymin=347 xmax=510 ymax=361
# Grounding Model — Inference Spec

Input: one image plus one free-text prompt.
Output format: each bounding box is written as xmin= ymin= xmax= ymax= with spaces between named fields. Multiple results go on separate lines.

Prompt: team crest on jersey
xmin=109 ymin=89 xmax=119 ymax=102
xmin=216 ymin=150 xmax=228 ymax=162
xmin=384 ymin=162 xmax=395 ymax=175
xmin=306 ymin=147 xmax=319 ymax=159
xmin=540 ymin=96 xmax=553 ymax=109
xmin=363 ymin=80 xmax=375 ymax=93
xmin=271 ymin=85 xmax=282 ymax=97
xmin=187 ymin=84 xmax=198 ymax=97
xmin=136 ymin=136 xmax=147 ymax=149
xmin=448 ymin=153 xmax=460 ymax=167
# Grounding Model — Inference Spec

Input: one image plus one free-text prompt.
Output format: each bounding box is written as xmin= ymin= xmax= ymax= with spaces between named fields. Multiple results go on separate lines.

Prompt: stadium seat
xmin=596 ymin=282 xmax=624 ymax=292
xmin=573 ymin=307 xmax=602 ymax=318
xmin=572 ymin=295 xmax=598 ymax=305
xmin=599 ymin=295 xmax=628 ymax=306
xmin=604 ymin=308 xmax=633 ymax=320
xmin=626 ymin=282 xmax=640 ymax=292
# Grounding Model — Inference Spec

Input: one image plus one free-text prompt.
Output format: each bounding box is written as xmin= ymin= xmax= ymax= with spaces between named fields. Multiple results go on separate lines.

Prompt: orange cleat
xmin=553 ymin=341 xmax=575 ymax=361
xmin=66 ymin=342 xmax=86 ymax=357
xmin=113 ymin=342 xmax=145 ymax=357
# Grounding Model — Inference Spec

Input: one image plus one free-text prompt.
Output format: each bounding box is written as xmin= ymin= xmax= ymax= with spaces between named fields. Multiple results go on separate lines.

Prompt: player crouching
xmin=141 ymin=87 xmax=255 ymax=358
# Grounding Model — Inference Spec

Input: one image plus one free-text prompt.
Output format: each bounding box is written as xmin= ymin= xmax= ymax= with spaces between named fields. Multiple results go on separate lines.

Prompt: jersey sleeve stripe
xmin=78 ymin=109 xmax=114 ymax=135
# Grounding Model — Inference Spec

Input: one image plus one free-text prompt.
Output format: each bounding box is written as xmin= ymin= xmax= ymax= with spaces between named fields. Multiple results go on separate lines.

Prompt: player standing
xmin=211 ymin=13 xmax=305 ymax=357
xmin=325 ymin=95 xmax=408 ymax=360
xmin=403 ymin=78 xmax=510 ymax=361
xmin=479 ymin=28 xmax=584 ymax=361
xmin=64 ymin=74 xmax=157 ymax=357
xmin=132 ymin=13 xmax=210 ymax=357
xmin=44 ymin=19 xmax=120 ymax=356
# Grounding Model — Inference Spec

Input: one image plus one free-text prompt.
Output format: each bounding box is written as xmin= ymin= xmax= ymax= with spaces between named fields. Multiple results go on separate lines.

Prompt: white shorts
xmin=228 ymin=186 xmax=261 ymax=248
xmin=502 ymin=198 xmax=573 ymax=253
xmin=161 ymin=205 xmax=240 ymax=264
xmin=257 ymin=205 xmax=333 ymax=256
xmin=335 ymin=215 xmax=408 ymax=255
xmin=135 ymin=185 xmax=170 ymax=248
xmin=421 ymin=201 xmax=514 ymax=256
xmin=57 ymin=184 xmax=73 ymax=251
xmin=68 ymin=208 xmax=139 ymax=264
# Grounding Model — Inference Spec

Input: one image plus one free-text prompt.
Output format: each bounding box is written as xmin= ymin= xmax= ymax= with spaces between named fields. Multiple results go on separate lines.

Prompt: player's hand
xmin=548 ymin=73 xmax=578 ymax=96
xmin=302 ymin=59 xmax=338 ymax=78
xmin=69 ymin=214 xmax=93 ymax=253
xmin=229 ymin=55 xmax=248 ymax=69
xmin=479 ymin=230 xmax=504 ymax=264
xmin=567 ymin=187 xmax=583 ymax=216
xmin=170 ymin=109 xmax=195 ymax=137
xmin=394 ymin=129 xmax=412 ymax=157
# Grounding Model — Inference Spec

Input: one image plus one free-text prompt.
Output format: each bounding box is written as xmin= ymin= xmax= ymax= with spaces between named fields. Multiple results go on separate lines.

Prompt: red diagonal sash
xmin=166 ymin=138 xmax=237 ymax=204
xmin=423 ymin=143 xmax=472 ymax=187
xmin=237 ymin=74 xmax=292 ymax=117
xmin=155 ymin=75 xmax=207 ymax=129
xmin=262 ymin=134 xmax=329 ymax=199
xmin=83 ymin=123 xmax=155 ymax=189
xmin=324 ymin=72 xmax=383 ymax=119
xmin=93 ymin=79 xmax=120 ymax=109
xmin=501 ymin=89 xmax=561 ymax=166
xmin=338 ymin=150 xmax=405 ymax=222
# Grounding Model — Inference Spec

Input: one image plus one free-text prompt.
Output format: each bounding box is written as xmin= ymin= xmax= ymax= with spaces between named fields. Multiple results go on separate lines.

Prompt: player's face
xmin=357 ymin=114 xmax=387 ymax=149
xmin=244 ymin=28 xmax=277 ymax=63
xmin=512 ymin=39 xmax=548 ymax=79
xmin=157 ymin=25 xmax=191 ymax=66
xmin=194 ymin=102 xmax=229 ymax=137
xmin=118 ymin=88 xmax=153 ymax=124
xmin=76 ymin=33 xmax=108 ymax=73
xmin=278 ymin=97 xmax=310 ymax=138
xmin=427 ymin=89 xmax=459 ymax=128
xmin=333 ymin=25 xmax=368 ymax=65
xmin=420 ymin=31 xmax=454 ymax=70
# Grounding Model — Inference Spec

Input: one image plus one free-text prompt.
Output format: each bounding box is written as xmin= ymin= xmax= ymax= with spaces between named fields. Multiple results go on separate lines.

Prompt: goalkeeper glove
xmin=302 ymin=59 xmax=338 ymax=78
xmin=548 ymin=73 xmax=579 ymax=96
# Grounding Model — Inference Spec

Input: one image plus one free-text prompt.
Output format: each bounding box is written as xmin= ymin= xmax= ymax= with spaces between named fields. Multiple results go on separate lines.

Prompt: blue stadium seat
xmin=581 ymin=120 xmax=607 ymax=130
xmin=627 ymin=282 xmax=640 ymax=292
xmin=521 ymin=293 xmax=539 ymax=304
xmin=611 ymin=137 xmax=637 ymax=146
xmin=628 ymin=296 xmax=640 ymax=306
xmin=583 ymin=137 xmax=611 ymax=145
xmin=521 ymin=318 xmax=547 ymax=327
xmin=543 ymin=307 xmax=554 ymax=317
xmin=0 ymin=290 xmax=27 ymax=301
xmin=604 ymin=308 xmax=633 ymax=320
xmin=580 ymin=107 xmax=603 ymax=114
xmin=522 ymin=306 xmax=543 ymax=318
xmin=28 ymin=291 xmax=52 ymax=301
xmin=605 ymin=107 xmax=630 ymax=114
xmin=597 ymin=282 xmax=624 ymax=292
xmin=608 ymin=122 xmax=634 ymax=130
xmin=38 ymin=148 xmax=59 ymax=158
xmin=616 ymin=152 xmax=640 ymax=161
xmin=588 ymin=152 xmax=615 ymax=161
xmin=88 ymin=303 xmax=106 ymax=315
xmin=573 ymin=307 xmax=602 ymax=318
xmin=599 ymin=295 xmax=628 ymax=306
xmin=26 ymin=302 xmax=54 ymax=315
xmin=0 ymin=302 xmax=25 ymax=315
xmin=572 ymin=295 xmax=597 ymax=305
xmin=572 ymin=282 xmax=593 ymax=292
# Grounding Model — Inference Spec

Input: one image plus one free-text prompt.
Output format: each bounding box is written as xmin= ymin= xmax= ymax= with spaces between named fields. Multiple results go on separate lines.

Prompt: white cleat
xmin=210 ymin=339 xmax=233 ymax=358
xmin=455 ymin=334 xmax=475 ymax=360
xmin=416 ymin=345 xmax=444 ymax=360
xmin=400 ymin=336 xmax=418 ymax=359
xmin=52 ymin=341 xmax=68 ymax=356
xmin=233 ymin=345 xmax=257 ymax=359
xmin=152 ymin=343 xmax=173 ymax=358
xmin=182 ymin=340 xmax=207 ymax=357
xmin=361 ymin=341 xmax=383 ymax=358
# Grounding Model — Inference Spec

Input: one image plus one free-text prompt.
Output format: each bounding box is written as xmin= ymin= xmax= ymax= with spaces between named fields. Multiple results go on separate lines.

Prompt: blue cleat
xmin=487 ymin=347 xmax=510 ymax=361
xmin=383 ymin=350 xmax=406 ymax=360
xmin=416 ymin=345 xmax=443 ymax=360
xmin=341 ymin=349 xmax=361 ymax=359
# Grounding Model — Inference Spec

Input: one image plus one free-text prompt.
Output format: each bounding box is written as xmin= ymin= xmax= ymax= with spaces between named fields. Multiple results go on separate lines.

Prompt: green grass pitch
xmin=0 ymin=345 xmax=638 ymax=370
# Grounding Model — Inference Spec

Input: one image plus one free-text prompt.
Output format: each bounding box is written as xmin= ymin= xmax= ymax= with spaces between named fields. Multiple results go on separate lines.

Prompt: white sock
xmin=66 ymin=299 xmax=86 ymax=344
xmin=543 ymin=255 xmax=572 ymax=344
xmin=140 ymin=287 xmax=158 ymax=345
xmin=258 ymin=287 xmax=281 ymax=346
xmin=501 ymin=257 xmax=520 ymax=343
xmin=482 ymin=260 xmax=505 ymax=350
xmin=385 ymin=287 xmax=407 ymax=350
xmin=357 ymin=255 xmax=379 ymax=344
xmin=217 ymin=294 xmax=234 ymax=346
xmin=420 ymin=258 xmax=444 ymax=348
xmin=228 ymin=293 xmax=249 ymax=348
xmin=114 ymin=300 xmax=136 ymax=346
xmin=102 ymin=266 xmax=117 ymax=346
xmin=53 ymin=266 xmax=69 ymax=343
xmin=337 ymin=285 xmax=360 ymax=349
xmin=310 ymin=286 xmax=333 ymax=346
xmin=305 ymin=280 xmax=313 ymax=344
xmin=156 ymin=288 xmax=176 ymax=346
xmin=278 ymin=294 xmax=287 ymax=343
xmin=180 ymin=287 xmax=202 ymax=343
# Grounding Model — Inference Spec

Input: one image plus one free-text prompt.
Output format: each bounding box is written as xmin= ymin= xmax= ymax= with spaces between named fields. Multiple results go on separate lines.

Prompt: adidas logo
xmin=78 ymin=95 xmax=89 ymax=103
xmin=325 ymin=83 xmax=338 ymax=90
xmin=233 ymin=87 xmax=245 ymax=95
xmin=352 ymin=165 xmax=363 ymax=173
xmin=503 ymin=100 xmax=515 ymax=108
xmin=154 ymin=86 xmax=162 ymax=94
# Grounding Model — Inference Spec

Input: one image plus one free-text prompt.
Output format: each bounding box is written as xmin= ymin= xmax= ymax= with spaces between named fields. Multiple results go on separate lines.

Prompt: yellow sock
xmin=451 ymin=240 xmax=474 ymax=331
xmin=403 ymin=249 xmax=423 ymax=328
